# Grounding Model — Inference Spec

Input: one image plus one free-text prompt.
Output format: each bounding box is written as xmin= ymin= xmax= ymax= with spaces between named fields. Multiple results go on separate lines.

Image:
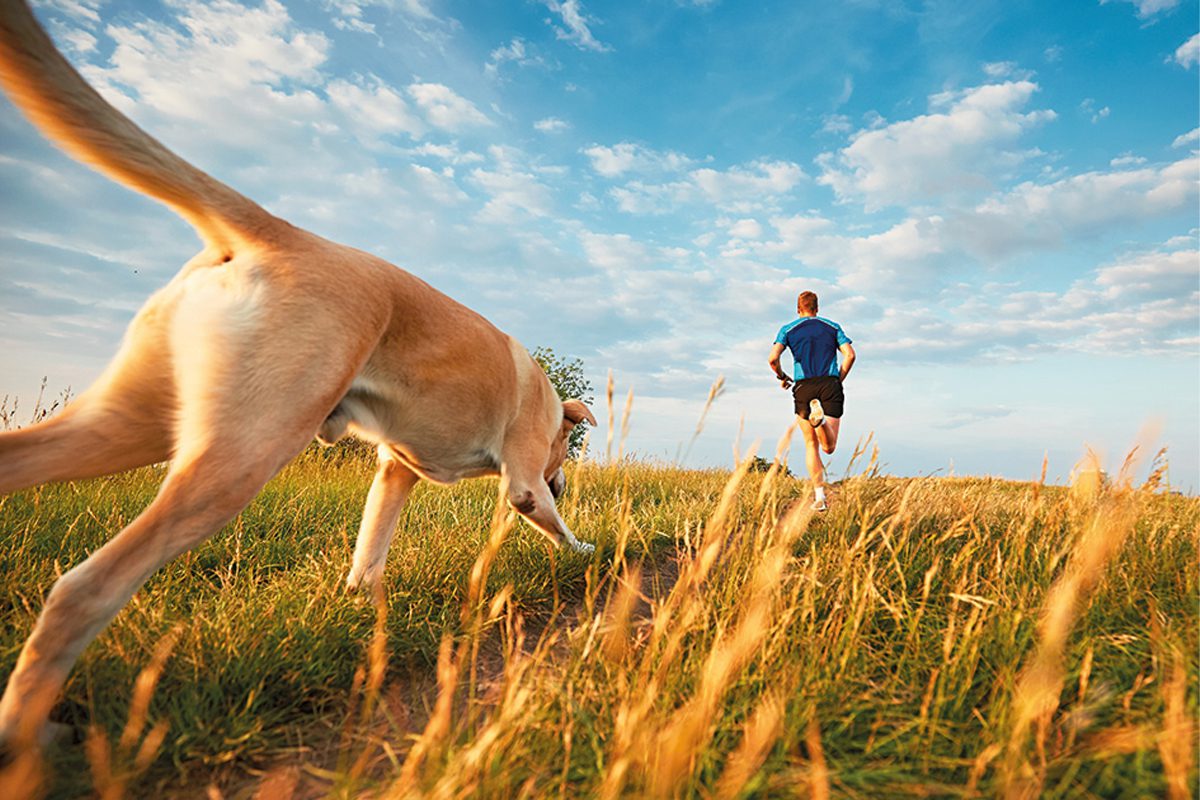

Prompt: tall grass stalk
xmin=0 ymin=415 xmax=1194 ymax=797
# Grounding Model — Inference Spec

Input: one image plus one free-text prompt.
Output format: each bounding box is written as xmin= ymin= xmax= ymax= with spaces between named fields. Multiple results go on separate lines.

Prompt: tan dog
xmin=0 ymin=0 xmax=596 ymax=747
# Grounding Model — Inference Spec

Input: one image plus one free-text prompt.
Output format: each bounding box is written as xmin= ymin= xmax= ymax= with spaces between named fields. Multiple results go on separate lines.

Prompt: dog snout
xmin=548 ymin=468 xmax=566 ymax=499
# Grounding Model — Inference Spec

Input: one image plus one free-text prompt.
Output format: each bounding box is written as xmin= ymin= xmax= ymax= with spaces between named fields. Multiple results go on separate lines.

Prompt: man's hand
xmin=768 ymin=343 xmax=792 ymax=390
xmin=838 ymin=343 xmax=856 ymax=383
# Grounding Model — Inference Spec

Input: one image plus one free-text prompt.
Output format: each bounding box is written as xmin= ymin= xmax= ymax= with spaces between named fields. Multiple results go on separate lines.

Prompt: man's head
xmin=797 ymin=291 xmax=819 ymax=316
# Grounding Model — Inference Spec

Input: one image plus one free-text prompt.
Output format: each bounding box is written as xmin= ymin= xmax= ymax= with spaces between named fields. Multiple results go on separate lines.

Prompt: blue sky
xmin=1 ymin=0 xmax=1197 ymax=488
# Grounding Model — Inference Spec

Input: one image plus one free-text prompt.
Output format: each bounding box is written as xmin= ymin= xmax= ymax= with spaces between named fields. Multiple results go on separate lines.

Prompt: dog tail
xmin=0 ymin=0 xmax=283 ymax=254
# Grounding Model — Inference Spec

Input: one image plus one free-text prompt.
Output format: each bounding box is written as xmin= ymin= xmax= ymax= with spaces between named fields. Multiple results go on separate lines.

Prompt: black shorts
xmin=792 ymin=376 xmax=844 ymax=418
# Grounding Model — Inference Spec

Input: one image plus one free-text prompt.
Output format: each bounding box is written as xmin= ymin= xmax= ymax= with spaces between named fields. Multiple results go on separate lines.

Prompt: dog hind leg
xmin=0 ymin=427 xmax=310 ymax=750
xmin=0 ymin=386 xmax=173 ymax=496
xmin=345 ymin=446 xmax=420 ymax=592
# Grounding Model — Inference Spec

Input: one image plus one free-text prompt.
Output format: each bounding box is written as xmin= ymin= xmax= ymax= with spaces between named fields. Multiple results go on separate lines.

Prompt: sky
xmin=1 ymin=0 xmax=1197 ymax=490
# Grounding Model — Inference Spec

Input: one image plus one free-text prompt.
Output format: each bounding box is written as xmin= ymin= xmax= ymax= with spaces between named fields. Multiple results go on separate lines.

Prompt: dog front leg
xmin=346 ymin=448 xmax=419 ymax=593
xmin=502 ymin=463 xmax=594 ymax=555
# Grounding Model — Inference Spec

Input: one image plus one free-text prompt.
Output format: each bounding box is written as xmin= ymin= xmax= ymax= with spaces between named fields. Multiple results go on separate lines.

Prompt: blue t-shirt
xmin=775 ymin=316 xmax=852 ymax=381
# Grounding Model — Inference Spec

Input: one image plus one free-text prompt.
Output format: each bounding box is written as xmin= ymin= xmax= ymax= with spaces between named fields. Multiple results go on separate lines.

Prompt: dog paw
xmin=569 ymin=539 xmax=595 ymax=556
xmin=345 ymin=570 xmax=384 ymax=597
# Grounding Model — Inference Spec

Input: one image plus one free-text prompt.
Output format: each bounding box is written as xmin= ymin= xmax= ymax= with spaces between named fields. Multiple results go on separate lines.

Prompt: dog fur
xmin=0 ymin=0 xmax=596 ymax=748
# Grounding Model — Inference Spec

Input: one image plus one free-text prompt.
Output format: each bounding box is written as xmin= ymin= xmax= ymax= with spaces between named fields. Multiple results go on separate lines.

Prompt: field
xmin=0 ymin=436 xmax=1196 ymax=798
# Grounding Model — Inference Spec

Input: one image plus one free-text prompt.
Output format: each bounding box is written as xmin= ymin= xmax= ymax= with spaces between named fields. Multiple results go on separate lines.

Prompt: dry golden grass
xmin=0 ymin=411 xmax=1196 ymax=797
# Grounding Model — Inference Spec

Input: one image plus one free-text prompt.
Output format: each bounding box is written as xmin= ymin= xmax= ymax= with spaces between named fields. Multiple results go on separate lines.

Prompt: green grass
xmin=0 ymin=445 xmax=1196 ymax=798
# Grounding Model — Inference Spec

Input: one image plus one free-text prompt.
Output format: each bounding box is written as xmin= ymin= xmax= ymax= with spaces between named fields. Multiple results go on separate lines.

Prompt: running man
xmin=768 ymin=291 xmax=856 ymax=511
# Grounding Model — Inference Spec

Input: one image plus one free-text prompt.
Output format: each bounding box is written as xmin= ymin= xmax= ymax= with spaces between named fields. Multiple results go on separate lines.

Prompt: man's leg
xmin=798 ymin=417 xmax=827 ymax=509
xmin=808 ymin=396 xmax=841 ymax=455
xmin=815 ymin=416 xmax=840 ymax=455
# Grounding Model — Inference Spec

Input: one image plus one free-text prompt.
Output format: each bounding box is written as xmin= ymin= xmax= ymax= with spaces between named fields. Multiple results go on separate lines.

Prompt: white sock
xmin=814 ymin=486 xmax=826 ymax=503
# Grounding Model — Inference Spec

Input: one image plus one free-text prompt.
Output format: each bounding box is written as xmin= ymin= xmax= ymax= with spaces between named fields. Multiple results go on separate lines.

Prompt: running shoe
xmin=809 ymin=398 xmax=825 ymax=428
xmin=811 ymin=499 xmax=828 ymax=512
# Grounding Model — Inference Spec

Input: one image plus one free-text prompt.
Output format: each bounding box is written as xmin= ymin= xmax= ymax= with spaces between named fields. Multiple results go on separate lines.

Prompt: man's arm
xmin=768 ymin=343 xmax=792 ymax=389
xmin=838 ymin=343 xmax=856 ymax=382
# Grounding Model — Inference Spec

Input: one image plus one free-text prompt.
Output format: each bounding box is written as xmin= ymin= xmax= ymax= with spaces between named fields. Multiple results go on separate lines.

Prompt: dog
xmin=0 ymin=0 xmax=596 ymax=748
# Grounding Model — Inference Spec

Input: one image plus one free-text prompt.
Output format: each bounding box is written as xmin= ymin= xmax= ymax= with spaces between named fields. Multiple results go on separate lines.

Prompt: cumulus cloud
xmin=609 ymin=180 xmax=694 ymax=215
xmin=534 ymin=117 xmax=570 ymax=133
xmin=1174 ymin=33 xmax=1199 ymax=68
xmin=1100 ymin=0 xmax=1182 ymax=19
xmin=692 ymin=161 xmax=806 ymax=204
xmin=1080 ymin=98 xmax=1111 ymax=123
xmin=40 ymin=0 xmax=104 ymax=25
xmin=817 ymin=80 xmax=1055 ymax=208
xmin=328 ymin=76 xmax=426 ymax=140
xmin=583 ymin=142 xmax=694 ymax=177
xmin=469 ymin=149 xmax=556 ymax=223
xmin=1172 ymin=127 xmax=1200 ymax=148
xmin=591 ymin=150 xmax=805 ymax=214
xmin=407 ymin=83 xmax=493 ymax=132
xmin=485 ymin=37 xmax=550 ymax=77
xmin=959 ymin=155 xmax=1199 ymax=258
xmin=402 ymin=142 xmax=485 ymax=164
xmin=326 ymin=0 xmax=439 ymax=34
xmin=742 ymin=154 xmax=1198 ymax=297
xmin=820 ymin=113 xmax=852 ymax=135
xmin=727 ymin=218 xmax=763 ymax=239
xmin=542 ymin=0 xmax=609 ymax=52
xmin=861 ymin=242 xmax=1199 ymax=365
xmin=982 ymin=61 xmax=1033 ymax=80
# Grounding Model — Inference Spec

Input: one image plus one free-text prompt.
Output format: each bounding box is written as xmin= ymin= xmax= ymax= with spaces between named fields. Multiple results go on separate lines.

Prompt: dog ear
xmin=562 ymin=399 xmax=597 ymax=427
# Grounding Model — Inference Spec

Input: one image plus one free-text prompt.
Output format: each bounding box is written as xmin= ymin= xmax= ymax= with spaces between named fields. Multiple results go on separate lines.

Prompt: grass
xmin=0 ymin=437 xmax=1196 ymax=798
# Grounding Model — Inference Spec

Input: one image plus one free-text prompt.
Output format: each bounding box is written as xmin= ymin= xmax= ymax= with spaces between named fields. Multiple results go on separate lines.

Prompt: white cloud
xmin=485 ymin=37 xmax=550 ymax=77
xmin=583 ymin=142 xmax=694 ymax=177
xmin=326 ymin=0 xmax=438 ymax=33
xmin=579 ymin=231 xmax=654 ymax=272
xmin=1110 ymin=154 xmax=1147 ymax=167
xmin=692 ymin=161 xmax=806 ymax=205
xmin=408 ymin=83 xmax=493 ymax=131
xmin=74 ymin=0 xmax=332 ymax=170
xmin=609 ymin=180 xmax=693 ymax=214
xmin=1092 ymin=245 xmax=1199 ymax=301
xmin=1100 ymin=0 xmax=1182 ymax=19
xmin=962 ymin=155 xmax=1199 ymax=258
xmin=1080 ymin=98 xmax=1111 ymax=123
xmin=52 ymin=23 xmax=98 ymax=54
xmin=328 ymin=76 xmax=426 ymax=140
xmin=534 ymin=117 xmax=570 ymax=133
xmin=1172 ymin=127 xmax=1200 ymax=148
xmin=41 ymin=0 xmax=104 ymax=25
xmin=727 ymin=218 xmax=763 ymax=239
xmin=402 ymin=142 xmax=485 ymax=164
xmin=836 ymin=75 xmax=853 ymax=105
xmin=409 ymin=164 xmax=468 ymax=205
xmin=858 ymin=240 xmax=1199 ymax=364
xmin=469 ymin=158 xmax=555 ymax=223
xmin=542 ymin=0 xmax=609 ymax=52
xmin=747 ymin=155 xmax=1198 ymax=293
xmin=982 ymin=61 xmax=1033 ymax=80
xmin=587 ymin=145 xmax=803 ymax=214
xmin=817 ymin=80 xmax=1055 ymax=208
xmin=820 ymin=113 xmax=852 ymax=135
xmin=1173 ymin=33 xmax=1200 ymax=68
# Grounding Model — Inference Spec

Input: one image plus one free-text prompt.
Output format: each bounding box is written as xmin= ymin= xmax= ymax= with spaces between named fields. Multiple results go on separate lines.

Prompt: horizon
xmin=2 ymin=0 xmax=1197 ymax=491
